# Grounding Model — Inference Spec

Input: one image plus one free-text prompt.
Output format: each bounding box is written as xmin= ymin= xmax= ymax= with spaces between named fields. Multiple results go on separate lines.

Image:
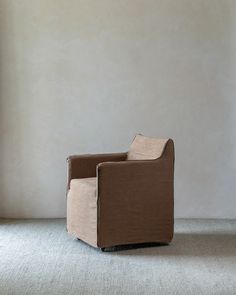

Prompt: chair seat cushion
xmin=67 ymin=177 xmax=97 ymax=247
xmin=70 ymin=177 xmax=97 ymax=195
xmin=127 ymin=134 xmax=169 ymax=160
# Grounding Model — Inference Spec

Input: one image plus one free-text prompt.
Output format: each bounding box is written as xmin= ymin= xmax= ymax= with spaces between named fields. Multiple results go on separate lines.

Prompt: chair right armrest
xmin=96 ymin=139 xmax=175 ymax=248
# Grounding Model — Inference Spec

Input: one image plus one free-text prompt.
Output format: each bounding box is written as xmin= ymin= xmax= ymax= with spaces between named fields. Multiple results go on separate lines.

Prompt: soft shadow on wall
xmin=0 ymin=0 xmax=236 ymax=218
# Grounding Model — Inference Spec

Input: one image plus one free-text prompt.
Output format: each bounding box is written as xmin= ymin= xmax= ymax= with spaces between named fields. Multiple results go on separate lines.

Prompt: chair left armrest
xmin=67 ymin=152 xmax=127 ymax=191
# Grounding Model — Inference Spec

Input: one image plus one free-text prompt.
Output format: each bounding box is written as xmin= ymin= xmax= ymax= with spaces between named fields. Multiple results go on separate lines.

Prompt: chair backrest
xmin=127 ymin=134 xmax=169 ymax=160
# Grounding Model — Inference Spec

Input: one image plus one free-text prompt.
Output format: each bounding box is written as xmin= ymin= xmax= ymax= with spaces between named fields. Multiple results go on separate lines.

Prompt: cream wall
xmin=0 ymin=0 xmax=236 ymax=218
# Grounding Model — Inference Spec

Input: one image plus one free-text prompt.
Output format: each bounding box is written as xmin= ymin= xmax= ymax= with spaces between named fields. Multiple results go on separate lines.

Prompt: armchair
xmin=67 ymin=135 xmax=175 ymax=250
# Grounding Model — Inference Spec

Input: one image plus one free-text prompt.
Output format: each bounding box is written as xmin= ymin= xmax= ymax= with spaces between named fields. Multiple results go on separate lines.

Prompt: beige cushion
xmin=127 ymin=134 xmax=169 ymax=160
xmin=67 ymin=177 xmax=97 ymax=247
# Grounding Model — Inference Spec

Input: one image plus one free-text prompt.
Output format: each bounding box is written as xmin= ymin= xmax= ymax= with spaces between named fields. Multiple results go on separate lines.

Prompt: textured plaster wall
xmin=0 ymin=0 xmax=236 ymax=218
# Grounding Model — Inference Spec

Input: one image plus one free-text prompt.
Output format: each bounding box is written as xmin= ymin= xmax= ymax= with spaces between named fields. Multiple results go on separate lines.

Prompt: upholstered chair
xmin=67 ymin=135 xmax=175 ymax=250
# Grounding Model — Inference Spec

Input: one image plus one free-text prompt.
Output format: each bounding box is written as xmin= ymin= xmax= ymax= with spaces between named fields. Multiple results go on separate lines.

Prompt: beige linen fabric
xmin=127 ymin=134 xmax=169 ymax=160
xmin=67 ymin=177 xmax=98 ymax=247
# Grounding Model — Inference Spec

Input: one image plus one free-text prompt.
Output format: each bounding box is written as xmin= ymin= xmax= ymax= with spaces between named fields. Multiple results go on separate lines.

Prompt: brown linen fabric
xmin=127 ymin=134 xmax=169 ymax=160
xmin=66 ymin=138 xmax=174 ymax=249
xmin=97 ymin=139 xmax=174 ymax=248
xmin=67 ymin=153 xmax=127 ymax=191
xmin=67 ymin=177 xmax=97 ymax=247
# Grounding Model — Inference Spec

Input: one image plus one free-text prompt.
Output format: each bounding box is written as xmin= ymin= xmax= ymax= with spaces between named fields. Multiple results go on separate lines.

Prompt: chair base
xmin=100 ymin=242 xmax=169 ymax=252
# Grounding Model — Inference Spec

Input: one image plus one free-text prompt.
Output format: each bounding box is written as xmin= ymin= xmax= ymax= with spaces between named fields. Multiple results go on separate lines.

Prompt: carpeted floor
xmin=0 ymin=219 xmax=235 ymax=295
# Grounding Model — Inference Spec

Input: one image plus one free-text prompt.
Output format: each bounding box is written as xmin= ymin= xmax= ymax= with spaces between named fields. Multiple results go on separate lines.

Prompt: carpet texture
xmin=0 ymin=219 xmax=235 ymax=295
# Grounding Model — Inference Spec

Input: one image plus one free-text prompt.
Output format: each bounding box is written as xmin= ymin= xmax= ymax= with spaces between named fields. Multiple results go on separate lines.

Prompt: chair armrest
xmin=97 ymin=139 xmax=174 ymax=185
xmin=97 ymin=159 xmax=173 ymax=183
xmin=96 ymin=140 xmax=174 ymax=247
xmin=67 ymin=152 xmax=127 ymax=190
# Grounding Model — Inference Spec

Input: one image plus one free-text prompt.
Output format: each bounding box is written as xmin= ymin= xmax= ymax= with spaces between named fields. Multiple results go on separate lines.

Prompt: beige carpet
xmin=0 ymin=219 xmax=235 ymax=295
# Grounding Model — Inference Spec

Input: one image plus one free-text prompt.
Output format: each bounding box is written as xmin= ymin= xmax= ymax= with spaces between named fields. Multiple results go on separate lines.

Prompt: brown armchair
xmin=67 ymin=135 xmax=175 ymax=250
